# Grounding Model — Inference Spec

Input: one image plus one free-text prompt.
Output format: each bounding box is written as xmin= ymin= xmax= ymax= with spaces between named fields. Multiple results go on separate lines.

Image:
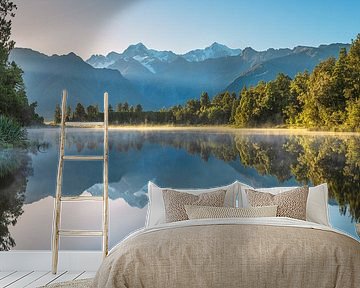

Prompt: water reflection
xmin=235 ymin=135 xmax=360 ymax=222
xmin=0 ymin=129 xmax=359 ymax=250
xmin=0 ymin=149 xmax=29 ymax=250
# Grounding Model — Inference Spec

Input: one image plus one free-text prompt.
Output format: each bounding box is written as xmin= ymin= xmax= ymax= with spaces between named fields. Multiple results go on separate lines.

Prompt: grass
xmin=0 ymin=115 xmax=28 ymax=148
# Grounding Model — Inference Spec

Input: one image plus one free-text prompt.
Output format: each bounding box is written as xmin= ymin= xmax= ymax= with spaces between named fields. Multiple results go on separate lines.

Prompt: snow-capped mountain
xmin=87 ymin=51 xmax=122 ymax=68
xmin=87 ymin=43 xmax=177 ymax=74
xmin=86 ymin=54 xmax=110 ymax=68
xmin=86 ymin=42 xmax=241 ymax=73
xmin=182 ymin=42 xmax=242 ymax=62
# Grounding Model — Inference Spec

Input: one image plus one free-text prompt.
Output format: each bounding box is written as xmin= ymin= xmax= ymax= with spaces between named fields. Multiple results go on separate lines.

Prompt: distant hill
xmin=9 ymin=42 xmax=350 ymax=119
xmin=226 ymin=44 xmax=350 ymax=92
xmin=9 ymin=48 xmax=144 ymax=119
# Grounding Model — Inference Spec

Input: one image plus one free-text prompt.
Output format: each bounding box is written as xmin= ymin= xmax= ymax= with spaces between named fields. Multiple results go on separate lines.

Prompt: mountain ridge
xmin=9 ymin=48 xmax=145 ymax=119
xmin=9 ymin=42 xmax=349 ymax=120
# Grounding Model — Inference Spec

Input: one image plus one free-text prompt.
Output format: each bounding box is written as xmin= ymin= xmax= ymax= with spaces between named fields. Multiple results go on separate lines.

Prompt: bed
xmin=93 ymin=182 xmax=360 ymax=288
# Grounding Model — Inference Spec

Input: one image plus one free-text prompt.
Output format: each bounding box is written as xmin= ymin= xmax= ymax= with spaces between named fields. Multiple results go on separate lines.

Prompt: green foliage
xmin=73 ymin=103 xmax=86 ymax=121
xmin=0 ymin=115 xmax=27 ymax=147
xmin=344 ymin=98 xmax=360 ymax=131
xmin=0 ymin=0 xmax=43 ymax=126
xmin=0 ymin=0 xmax=16 ymax=56
xmin=233 ymin=35 xmax=360 ymax=130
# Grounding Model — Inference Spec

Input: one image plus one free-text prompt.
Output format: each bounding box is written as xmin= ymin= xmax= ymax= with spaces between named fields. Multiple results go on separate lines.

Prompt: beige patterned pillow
xmin=184 ymin=205 xmax=278 ymax=219
xmin=162 ymin=189 xmax=226 ymax=223
xmin=245 ymin=186 xmax=309 ymax=220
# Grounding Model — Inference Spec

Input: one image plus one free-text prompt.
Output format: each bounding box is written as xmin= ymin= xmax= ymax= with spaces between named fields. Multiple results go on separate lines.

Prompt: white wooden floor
xmin=0 ymin=271 xmax=95 ymax=288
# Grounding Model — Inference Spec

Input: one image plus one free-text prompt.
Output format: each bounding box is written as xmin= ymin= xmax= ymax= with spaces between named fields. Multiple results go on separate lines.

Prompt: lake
xmin=0 ymin=128 xmax=359 ymax=251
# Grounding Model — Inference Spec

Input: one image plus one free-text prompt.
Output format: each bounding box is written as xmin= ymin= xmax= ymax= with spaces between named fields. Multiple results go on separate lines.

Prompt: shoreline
xmin=32 ymin=124 xmax=360 ymax=136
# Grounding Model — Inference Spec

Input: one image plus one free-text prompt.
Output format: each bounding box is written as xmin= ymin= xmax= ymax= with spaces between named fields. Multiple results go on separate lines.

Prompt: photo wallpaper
xmin=0 ymin=0 xmax=359 ymax=251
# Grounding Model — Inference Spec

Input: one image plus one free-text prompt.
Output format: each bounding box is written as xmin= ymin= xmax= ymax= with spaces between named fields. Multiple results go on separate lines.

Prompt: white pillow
xmin=146 ymin=181 xmax=239 ymax=227
xmin=239 ymin=183 xmax=330 ymax=227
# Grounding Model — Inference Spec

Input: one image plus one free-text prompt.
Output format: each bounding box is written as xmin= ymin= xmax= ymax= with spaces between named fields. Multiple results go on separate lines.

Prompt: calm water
xmin=0 ymin=128 xmax=359 ymax=251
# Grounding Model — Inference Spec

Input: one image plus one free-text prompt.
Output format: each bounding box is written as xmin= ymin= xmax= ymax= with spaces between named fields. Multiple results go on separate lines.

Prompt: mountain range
xmin=9 ymin=42 xmax=349 ymax=119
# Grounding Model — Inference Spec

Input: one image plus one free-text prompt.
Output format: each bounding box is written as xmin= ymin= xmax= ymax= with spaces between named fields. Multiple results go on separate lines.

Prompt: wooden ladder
xmin=51 ymin=90 xmax=109 ymax=274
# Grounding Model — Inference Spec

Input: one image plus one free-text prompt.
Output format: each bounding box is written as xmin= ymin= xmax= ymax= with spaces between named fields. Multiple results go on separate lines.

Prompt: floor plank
xmin=49 ymin=271 xmax=84 ymax=284
xmin=7 ymin=271 xmax=48 ymax=288
xmin=0 ymin=271 xmax=32 ymax=287
xmin=0 ymin=272 xmax=16 ymax=281
xmin=76 ymin=271 xmax=96 ymax=280
xmin=24 ymin=271 xmax=66 ymax=288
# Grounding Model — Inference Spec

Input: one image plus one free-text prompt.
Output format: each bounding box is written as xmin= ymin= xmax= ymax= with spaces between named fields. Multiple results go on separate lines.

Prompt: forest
xmin=57 ymin=34 xmax=360 ymax=131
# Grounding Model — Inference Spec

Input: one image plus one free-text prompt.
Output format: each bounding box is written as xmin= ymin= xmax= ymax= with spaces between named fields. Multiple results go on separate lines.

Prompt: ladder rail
xmin=51 ymin=90 xmax=67 ymax=274
xmin=102 ymin=92 xmax=109 ymax=259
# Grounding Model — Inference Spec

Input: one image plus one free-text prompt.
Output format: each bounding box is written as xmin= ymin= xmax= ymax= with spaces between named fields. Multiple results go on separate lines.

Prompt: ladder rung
xmin=61 ymin=196 xmax=103 ymax=202
xmin=65 ymin=122 xmax=104 ymax=127
xmin=63 ymin=155 xmax=104 ymax=161
xmin=59 ymin=230 xmax=103 ymax=237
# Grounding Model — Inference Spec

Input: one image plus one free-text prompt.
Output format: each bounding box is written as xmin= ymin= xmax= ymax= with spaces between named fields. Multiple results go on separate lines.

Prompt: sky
xmin=12 ymin=0 xmax=360 ymax=59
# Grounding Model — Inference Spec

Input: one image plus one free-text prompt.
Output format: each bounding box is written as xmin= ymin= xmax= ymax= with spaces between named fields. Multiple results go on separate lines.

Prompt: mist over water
xmin=1 ymin=128 xmax=359 ymax=250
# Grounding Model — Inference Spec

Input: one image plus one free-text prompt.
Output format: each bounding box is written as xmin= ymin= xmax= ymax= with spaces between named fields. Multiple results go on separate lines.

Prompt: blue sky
xmin=12 ymin=0 xmax=360 ymax=58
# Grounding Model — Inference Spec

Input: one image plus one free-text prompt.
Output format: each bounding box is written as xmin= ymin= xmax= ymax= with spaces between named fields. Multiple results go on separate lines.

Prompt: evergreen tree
xmin=344 ymin=34 xmax=360 ymax=102
xmin=135 ymin=104 xmax=143 ymax=113
xmin=54 ymin=104 xmax=61 ymax=124
xmin=74 ymin=103 xmax=86 ymax=121
xmin=235 ymin=87 xmax=255 ymax=126
xmin=200 ymin=92 xmax=210 ymax=110
xmin=123 ymin=102 xmax=129 ymax=112
xmin=116 ymin=103 xmax=123 ymax=112
xmin=230 ymin=99 xmax=240 ymax=124
xmin=66 ymin=105 xmax=72 ymax=121
xmin=0 ymin=0 xmax=42 ymax=125
xmin=344 ymin=98 xmax=360 ymax=130
xmin=86 ymin=104 xmax=99 ymax=120
xmin=287 ymin=71 xmax=309 ymax=125
xmin=0 ymin=0 xmax=16 ymax=55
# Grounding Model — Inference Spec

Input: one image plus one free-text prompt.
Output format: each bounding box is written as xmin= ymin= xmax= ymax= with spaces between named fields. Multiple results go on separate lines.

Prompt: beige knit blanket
xmin=93 ymin=218 xmax=360 ymax=288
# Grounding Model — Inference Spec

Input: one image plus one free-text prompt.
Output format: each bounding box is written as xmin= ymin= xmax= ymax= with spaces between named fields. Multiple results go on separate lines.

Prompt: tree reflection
xmin=0 ymin=149 xmax=30 ymax=250
xmin=285 ymin=136 xmax=360 ymax=221
xmin=234 ymin=135 xmax=360 ymax=222
xmin=0 ymin=142 xmax=49 ymax=250
xmin=235 ymin=135 xmax=298 ymax=183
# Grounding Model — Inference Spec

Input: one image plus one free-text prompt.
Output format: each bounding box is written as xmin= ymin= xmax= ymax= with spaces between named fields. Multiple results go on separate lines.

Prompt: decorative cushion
xmin=146 ymin=181 xmax=239 ymax=227
xmin=162 ymin=189 xmax=226 ymax=223
xmin=239 ymin=183 xmax=330 ymax=226
xmin=245 ymin=186 xmax=309 ymax=220
xmin=184 ymin=205 xmax=278 ymax=219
